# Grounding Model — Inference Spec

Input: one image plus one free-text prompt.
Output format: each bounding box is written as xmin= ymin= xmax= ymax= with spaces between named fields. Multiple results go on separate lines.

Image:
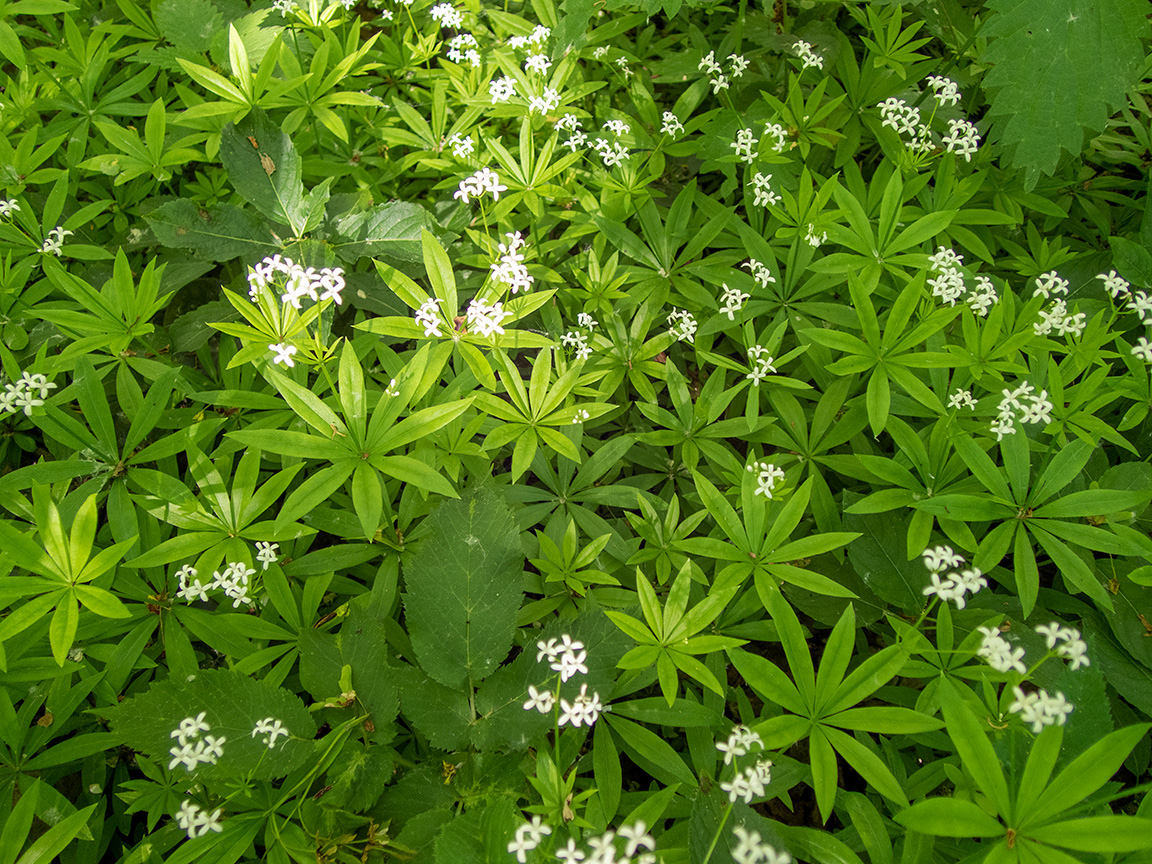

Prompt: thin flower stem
xmin=700 ymin=796 xmax=734 ymax=864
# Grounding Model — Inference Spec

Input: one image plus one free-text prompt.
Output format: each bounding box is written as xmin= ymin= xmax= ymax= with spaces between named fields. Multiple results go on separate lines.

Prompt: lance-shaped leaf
xmin=403 ymin=488 xmax=523 ymax=689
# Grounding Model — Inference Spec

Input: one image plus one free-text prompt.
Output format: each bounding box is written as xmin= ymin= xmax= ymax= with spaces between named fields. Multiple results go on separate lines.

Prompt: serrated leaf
xmin=155 ymin=0 xmax=221 ymax=55
xmin=403 ymin=488 xmax=523 ymax=689
xmin=146 ymin=199 xmax=278 ymax=261
xmin=219 ymin=110 xmax=309 ymax=234
xmin=980 ymin=0 xmax=1148 ymax=188
xmin=105 ymin=668 xmax=315 ymax=780
xmin=332 ymin=201 xmax=431 ymax=264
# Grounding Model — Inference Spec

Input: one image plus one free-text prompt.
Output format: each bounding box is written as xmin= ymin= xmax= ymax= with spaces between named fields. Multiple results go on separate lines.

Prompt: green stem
xmin=701 ymin=798 xmax=734 ymax=864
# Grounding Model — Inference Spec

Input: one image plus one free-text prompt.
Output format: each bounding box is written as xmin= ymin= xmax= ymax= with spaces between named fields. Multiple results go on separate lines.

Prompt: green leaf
xmin=333 ymin=201 xmax=430 ymax=264
xmin=105 ymin=668 xmax=316 ymax=780
xmin=1028 ymin=816 xmax=1152 ymax=852
xmin=219 ymin=110 xmax=309 ymax=234
xmin=980 ymin=0 xmax=1149 ymax=188
xmin=894 ymin=798 xmax=1004 ymax=837
xmin=145 ymin=199 xmax=279 ymax=261
xmin=12 ymin=804 xmax=97 ymax=864
xmin=403 ymin=488 xmax=523 ymax=688
xmin=938 ymin=679 xmax=1011 ymax=818
xmin=843 ymin=509 xmax=924 ymax=612
xmin=604 ymin=714 xmax=697 ymax=788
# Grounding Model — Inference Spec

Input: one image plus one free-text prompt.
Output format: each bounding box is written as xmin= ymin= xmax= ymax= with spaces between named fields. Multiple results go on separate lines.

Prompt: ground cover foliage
xmin=1 ymin=0 xmax=1152 ymax=861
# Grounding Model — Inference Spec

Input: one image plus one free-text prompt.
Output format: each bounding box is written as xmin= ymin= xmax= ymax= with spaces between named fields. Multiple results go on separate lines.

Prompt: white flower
xmin=968 ymin=275 xmax=999 ymax=317
xmin=0 ymin=199 xmax=19 ymax=218
xmin=1009 ymin=686 xmax=1073 ymax=733
xmin=255 ymin=541 xmax=279 ymax=570
xmin=698 ymin=50 xmax=721 ymax=75
xmin=794 ymin=40 xmax=823 ymax=70
xmin=977 ymin=626 xmax=1027 ymax=675
xmin=763 ymin=122 xmax=788 ymax=153
xmin=750 ymin=172 xmax=781 ymax=208
xmin=743 ymin=259 xmax=776 ymax=288
xmin=577 ymin=312 xmax=597 ymax=328
xmin=948 ymin=389 xmax=976 ymax=410
xmin=562 ymin=130 xmax=589 ymax=152
xmin=489 ymin=77 xmax=517 ymax=103
xmin=557 ymin=838 xmax=586 ymax=862
xmin=747 ymin=460 xmax=785 ymax=498
xmin=251 ymin=717 xmax=289 ymax=748
xmin=728 ymin=53 xmax=749 ymax=77
xmin=942 ymin=118 xmax=980 ymax=161
xmin=554 ymin=647 xmax=589 ymax=682
xmin=557 ymin=114 xmax=582 ymax=132
xmin=508 ymin=817 xmax=552 ymax=862
xmin=1128 ymin=290 xmax=1152 ymax=323
xmin=175 ymin=800 xmax=200 ymax=833
xmin=269 ymin=343 xmax=298 ymax=367
xmin=1132 ymin=337 xmax=1152 ymax=363
xmin=528 ymin=88 xmax=561 ymax=114
xmin=879 ymin=99 xmax=919 ymax=135
xmin=415 ymin=297 xmax=443 ymax=337
xmin=192 ymin=806 xmax=224 ymax=838
xmin=804 ymin=225 xmax=827 ymax=247
xmin=429 ymin=3 xmax=462 ymax=28
xmin=558 ymin=682 xmax=604 ymax=727
xmin=41 ymin=226 xmax=73 ymax=256
xmin=272 ymin=0 xmax=294 ymax=14
xmin=170 ymin=712 xmax=211 ymax=747
xmin=465 ymin=298 xmax=510 ymax=337
xmin=746 ymin=347 xmax=776 ymax=386
xmin=927 ymin=75 xmax=961 ymax=106
xmin=667 ymin=308 xmax=697 ymax=343
xmin=1097 ymin=269 xmax=1132 ymax=301
xmin=719 ymin=283 xmax=750 ymax=320
xmin=561 ymin=331 xmax=592 ymax=361
xmin=603 ymin=119 xmax=630 ymax=136
xmin=572 ymin=409 xmax=591 ymax=423
xmin=618 ymin=822 xmax=655 ymax=856
xmin=523 ymin=685 xmax=555 ymax=713
xmin=730 ymin=128 xmax=758 ymax=164
xmin=711 ymin=73 xmax=730 ymax=93
xmin=524 ymin=53 xmax=551 ymax=74
xmin=319 ymin=268 xmax=345 ymax=304
xmin=1033 ymin=270 xmax=1070 ymax=300
xmin=661 ymin=111 xmax=684 ymax=136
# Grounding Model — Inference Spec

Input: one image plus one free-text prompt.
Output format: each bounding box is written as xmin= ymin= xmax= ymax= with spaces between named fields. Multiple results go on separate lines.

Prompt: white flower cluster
xmin=926 ymin=247 xmax=998 ymax=316
xmin=720 ymin=283 xmax=750 ymax=320
xmin=793 ymin=40 xmax=823 ymax=70
xmin=603 ymin=119 xmax=629 ymax=136
xmin=878 ymin=97 xmax=922 ymax=137
xmin=733 ymin=826 xmax=792 ymax=864
xmin=269 ymin=342 xmax=297 ymax=367
xmin=1098 ymin=269 xmax=1132 ymax=303
xmin=1035 ymin=622 xmax=1090 ymax=670
xmin=429 ymin=2 xmax=462 ymax=28
xmin=0 ymin=371 xmax=56 ymax=416
xmin=561 ymin=331 xmax=592 ymax=361
xmin=948 ymin=388 xmax=976 ymax=410
xmin=1030 ymin=271 xmax=1085 ymax=338
xmin=746 ymin=346 xmax=776 ymax=386
xmin=168 ymin=711 xmax=227 ymax=771
xmin=251 ymin=716 xmax=289 ymax=749
xmin=730 ymin=128 xmax=758 ymax=164
xmin=174 ymin=800 xmax=223 ymax=840
xmin=41 ymin=226 xmax=73 ymax=256
xmin=524 ymin=635 xmax=606 ymax=728
xmin=490 ymin=76 xmax=517 ymax=103
xmin=990 ymin=381 xmax=1053 ymax=441
xmin=743 ymin=258 xmax=777 ymax=289
xmin=976 ymin=625 xmax=1026 ymax=674
xmin=1009 ymin=686 xmax=1073 ymax=734
xmin=661 ymin=111 xmax=684 ymax=137
xmin=750 ymin=172 xmax=780 ymax=207
xmin=415 ymin=297 xmax=445 ymax=337
xmin=716 ymin=726 xmax=773 ymax=803
xmin=175 ymin=562 xmax=256 ymax=608
xmin=508 ymin=815 xmax=552 ymax=863
xmin=507 ymin=24 xmax=550 ymax=51
xmin=593 ymin=137 xmax=630 ymax=167
xmin=921 ymin=544 xmax=987 ymax=610
xmin=466 ymin=297 xmax=510 ymax=337
xmin=804 ymin=224 xmax=827 ymax=247
xmin=558 ymin=113 xmax=589 ymax=152
xmin=942 ymin=118 xmax=980 ymax=161
xmin=667 ymin=308 xmax=697 ymax=343
xmin=762 ymin=122 xmax=788 ymax=153
xmin=255 ymin=541 xmax=279 ymax=570
xmin=0 ymin=198 xmax=20 ymax=218
xmin=699 ymin=50 xmax=747 ymax=94
xmin=529 ymin=87 xmax=561 ymax=114
xmin=448 ymin=132 xmax=474 ymax=159
xmin=490 ymin=231 xmax=534 ymax=294
xmin=446 ymin=33 xmax=480 ymax=66
xmin=554 ymin=822 xmax=657 ymax=864
xmin=454 ymin=167 xmax=507 ymax=203
xmin=524 ymin=52 xmax=551 ymax=75
xmin=927 ymin=75 xmax=961 ymax=106
xmin=747 ymin=460 xmax=784 ymax=497
xmin=248 ymin=255 xmax=345 ymax=307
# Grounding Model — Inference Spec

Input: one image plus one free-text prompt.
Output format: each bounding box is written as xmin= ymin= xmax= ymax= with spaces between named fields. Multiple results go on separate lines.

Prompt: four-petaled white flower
xmin=269 ymin=343 xmax=298 ymax=367
xmin=522 ymin=684 xmax=555 ymax=713
xmin=255 ymin=541 xmax=279 ymax=570
xmin=251 ymin=716 xmax=290 ymax=749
